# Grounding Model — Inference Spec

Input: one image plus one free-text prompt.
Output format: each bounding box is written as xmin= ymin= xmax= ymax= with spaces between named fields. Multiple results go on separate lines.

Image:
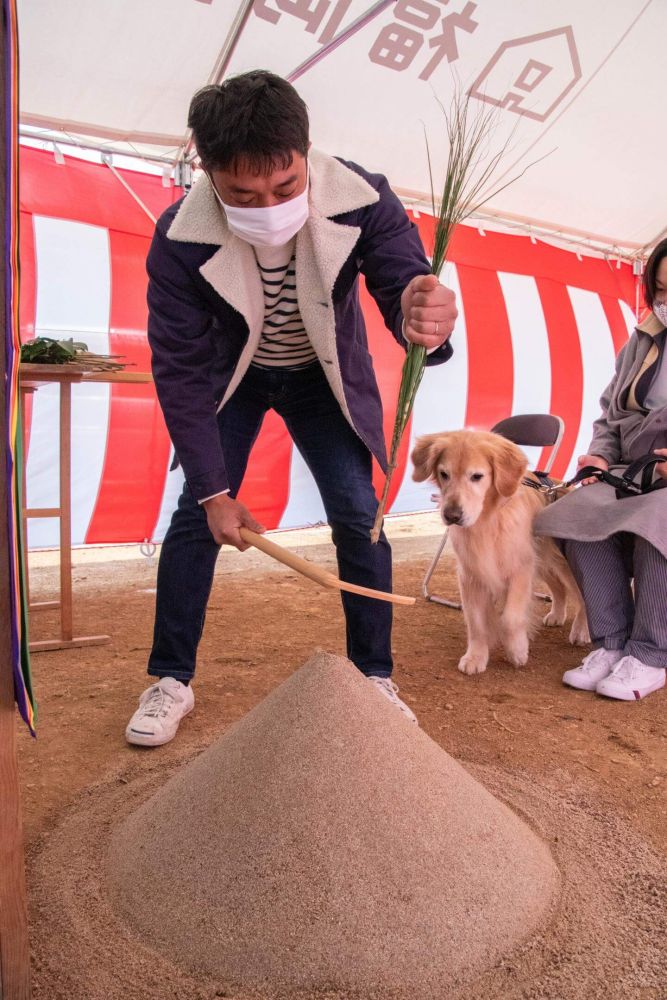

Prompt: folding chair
xmin=422 ymin=414 xmax=565 ymax=607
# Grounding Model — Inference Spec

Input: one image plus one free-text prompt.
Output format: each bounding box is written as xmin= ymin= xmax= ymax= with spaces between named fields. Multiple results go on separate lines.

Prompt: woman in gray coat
xmin=535 ymin=239 xmax=667 ymax=701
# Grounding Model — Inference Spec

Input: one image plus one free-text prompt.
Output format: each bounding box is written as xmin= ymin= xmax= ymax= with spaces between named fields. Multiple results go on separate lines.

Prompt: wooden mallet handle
xmin=239 ymin=528 xmax=415 ymax=606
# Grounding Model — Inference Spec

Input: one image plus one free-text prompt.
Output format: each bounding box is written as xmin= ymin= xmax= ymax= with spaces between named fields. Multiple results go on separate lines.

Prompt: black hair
xmin=187 ymin=70 xmax=309 ymax=174
xmin=643 ymin=237 xmax=667 ymax=307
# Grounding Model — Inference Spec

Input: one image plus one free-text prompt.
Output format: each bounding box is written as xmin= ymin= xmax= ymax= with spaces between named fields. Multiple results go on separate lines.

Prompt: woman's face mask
xmin=653 ymin=299 xmax=667 ymax=327
xmin=208 ymin=159 xmax=310 ymax=248
xmin=653 ymin=258 xmax=667 ymax=326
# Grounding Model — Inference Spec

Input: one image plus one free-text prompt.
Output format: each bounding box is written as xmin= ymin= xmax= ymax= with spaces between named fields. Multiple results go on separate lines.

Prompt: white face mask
xmin=653 ymin=300 xmax=667 ymax=326
xmin=210 ymin=170 xmax=309 ymax=248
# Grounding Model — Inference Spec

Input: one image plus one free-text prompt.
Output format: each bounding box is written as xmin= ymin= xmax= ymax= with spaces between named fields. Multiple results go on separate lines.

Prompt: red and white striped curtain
xmin=19 ymin=146 xmax=637 ymax=548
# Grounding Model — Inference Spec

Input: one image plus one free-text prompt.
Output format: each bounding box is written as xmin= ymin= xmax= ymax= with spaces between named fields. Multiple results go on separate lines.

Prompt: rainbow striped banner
xmin=5 ymin=0 xmax=35 ymax=734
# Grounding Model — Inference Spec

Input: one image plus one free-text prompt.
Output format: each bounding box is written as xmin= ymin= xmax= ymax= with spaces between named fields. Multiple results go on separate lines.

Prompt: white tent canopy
xmin=19 ymin=0 xmax=663 ymax=257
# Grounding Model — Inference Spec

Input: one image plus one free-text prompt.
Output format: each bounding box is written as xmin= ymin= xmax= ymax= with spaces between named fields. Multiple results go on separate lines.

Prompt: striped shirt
xmin=252 ymin=241 xmax=317 ymax=370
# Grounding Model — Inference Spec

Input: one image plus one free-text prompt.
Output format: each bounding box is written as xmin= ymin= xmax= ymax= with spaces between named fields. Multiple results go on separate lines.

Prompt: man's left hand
xmin=654 ymin=447 xmax=667 ymax=480
xmin=401 ymin=274 xmax=457 ymax=351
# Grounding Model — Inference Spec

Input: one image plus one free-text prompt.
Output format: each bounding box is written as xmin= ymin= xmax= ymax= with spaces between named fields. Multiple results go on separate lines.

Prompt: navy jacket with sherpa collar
xmin=147 ymin=147 xmax=453 ymax=502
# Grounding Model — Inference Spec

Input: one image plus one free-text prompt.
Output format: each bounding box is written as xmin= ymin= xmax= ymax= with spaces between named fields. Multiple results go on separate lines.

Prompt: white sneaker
xmin=595 ymin=656 xmax=666 ymax=701
xmin=125 ymin=677 xmax=194 ymax=747
xmin=562 ymin=647 xmax=624 ymax=691
xmin=368 ymin=676 xmax=418 ymax=724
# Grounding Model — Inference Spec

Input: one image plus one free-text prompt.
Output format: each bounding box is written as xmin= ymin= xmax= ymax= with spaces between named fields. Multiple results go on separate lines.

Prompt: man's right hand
xmin=202 ymin=493 xmax=265 ymax=550
xmin=576 ymin=453 xmax=609 ymax=486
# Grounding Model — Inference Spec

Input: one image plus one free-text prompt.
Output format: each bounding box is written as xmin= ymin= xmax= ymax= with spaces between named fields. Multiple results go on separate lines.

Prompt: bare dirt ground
xmin=16 ymin=522 xmax=667 ymax=999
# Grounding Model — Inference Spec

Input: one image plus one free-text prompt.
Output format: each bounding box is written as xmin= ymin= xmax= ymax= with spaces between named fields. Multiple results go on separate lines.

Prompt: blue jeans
xmin=148 ymin=362 xmax=393 ymax=681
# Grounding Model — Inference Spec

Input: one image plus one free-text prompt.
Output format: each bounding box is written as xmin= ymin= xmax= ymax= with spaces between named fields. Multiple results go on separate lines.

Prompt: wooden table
xmin=19 ymin=365 xmax=153 ymax=652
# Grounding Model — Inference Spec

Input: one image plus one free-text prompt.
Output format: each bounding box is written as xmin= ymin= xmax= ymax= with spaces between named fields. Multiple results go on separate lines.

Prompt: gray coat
xmin=534 ymin=312 xmax=667 ymax=558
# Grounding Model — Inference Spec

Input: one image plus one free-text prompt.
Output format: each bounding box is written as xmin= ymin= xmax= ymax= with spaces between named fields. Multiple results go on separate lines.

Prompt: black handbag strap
xmin=623 ymin=453 xmax=667 ymax=493
xmin=566 ymin=453 xmax=667 ymax=499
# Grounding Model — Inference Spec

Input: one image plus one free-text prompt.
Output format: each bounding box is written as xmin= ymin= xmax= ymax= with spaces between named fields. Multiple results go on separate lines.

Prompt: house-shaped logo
xmin=469 ymin=27 xmax=582 ymax=122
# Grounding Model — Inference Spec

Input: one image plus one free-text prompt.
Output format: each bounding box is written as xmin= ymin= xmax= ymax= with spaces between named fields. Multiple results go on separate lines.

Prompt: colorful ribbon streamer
xmin=5 ymin=0 xmax=35 ymax=734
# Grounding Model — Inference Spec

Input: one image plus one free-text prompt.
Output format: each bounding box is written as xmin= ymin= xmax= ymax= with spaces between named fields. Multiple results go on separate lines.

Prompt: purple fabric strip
xmin=3 ymin=0 xmax=30 ymax=730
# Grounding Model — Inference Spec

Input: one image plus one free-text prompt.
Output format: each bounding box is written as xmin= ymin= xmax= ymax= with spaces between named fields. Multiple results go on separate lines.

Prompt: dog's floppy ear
xmin=491 ymin=437 xmax=528 ymax=498
xmin=411 ymin=434 xmax=446 ymax=482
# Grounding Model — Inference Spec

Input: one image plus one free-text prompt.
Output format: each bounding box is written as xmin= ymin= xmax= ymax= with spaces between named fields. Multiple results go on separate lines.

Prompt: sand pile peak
xmin=109 ymin=653 xmax=558 ymax=998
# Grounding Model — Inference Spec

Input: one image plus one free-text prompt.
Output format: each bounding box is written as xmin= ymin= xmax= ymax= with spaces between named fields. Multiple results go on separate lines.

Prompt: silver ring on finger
xmin=434 ymin=320 xmax=439 ymax=338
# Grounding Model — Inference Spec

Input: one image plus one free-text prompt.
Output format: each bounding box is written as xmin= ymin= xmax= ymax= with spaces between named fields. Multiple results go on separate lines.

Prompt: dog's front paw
xmin=504 ymin=633 xmax=529 ymax=666
xmin=569 ymin=617 xmax=590 ymax=646
xmin=458 ymin=650 xmax=488 ymax=675
xmin=543 ymin=608 xmax=566 ymax=628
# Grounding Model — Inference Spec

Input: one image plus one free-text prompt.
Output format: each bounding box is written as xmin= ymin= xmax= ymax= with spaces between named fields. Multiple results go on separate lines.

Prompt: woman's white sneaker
xmin=368 ymin=676 xmax=418 ymax=724
xmin=125 ymin=677 xmax=194 ymax=746
xmin=595 ymin=656 xmax=666 ymax=701
xmin=562 ymin=647 xmax=624 ymax=691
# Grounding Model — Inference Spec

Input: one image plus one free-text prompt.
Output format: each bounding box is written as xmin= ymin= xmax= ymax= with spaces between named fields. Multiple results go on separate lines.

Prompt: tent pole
xmin=287 ymin=0 xmax=395 ymax=83
xmin=101 ymin=155 xmax=158 ymax=224
xmin=1 ymin=2 xmax=31 ymax=995
xmin=19 ymin=112 xmax=182 ymax=151
xmin=19 ymin=127 xmax=180 ymax=167
xmin=176 ymin=0 xmax=255 ymax=166
xmin=206 ymin=0 xmax=255 ymax=85
xmin=393 ymin=187 xmax=644 ymax=258
xmin=638 ymin=225 xmax=667 ymax=257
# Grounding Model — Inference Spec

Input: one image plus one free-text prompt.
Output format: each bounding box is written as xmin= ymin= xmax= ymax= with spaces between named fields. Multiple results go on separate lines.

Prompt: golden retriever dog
xmin=412 ymin=430 xmax=589 ymax=675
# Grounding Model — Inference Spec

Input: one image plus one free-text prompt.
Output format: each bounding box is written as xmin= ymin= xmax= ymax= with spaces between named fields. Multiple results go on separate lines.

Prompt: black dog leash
xmin=521 ymin=470 xmax=564 ymax=501
xmin=565 ymin=452 xmax=667 ymax=500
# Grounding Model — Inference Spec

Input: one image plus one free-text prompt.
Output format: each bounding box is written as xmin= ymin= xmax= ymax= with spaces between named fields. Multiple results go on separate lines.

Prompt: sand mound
xmin=108 ymin=653 xmax=558 ymax=997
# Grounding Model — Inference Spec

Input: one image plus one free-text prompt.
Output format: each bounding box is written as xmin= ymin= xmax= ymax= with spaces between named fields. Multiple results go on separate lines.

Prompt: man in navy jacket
xmin=126 ymin=71 xmax=456 ymax=746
